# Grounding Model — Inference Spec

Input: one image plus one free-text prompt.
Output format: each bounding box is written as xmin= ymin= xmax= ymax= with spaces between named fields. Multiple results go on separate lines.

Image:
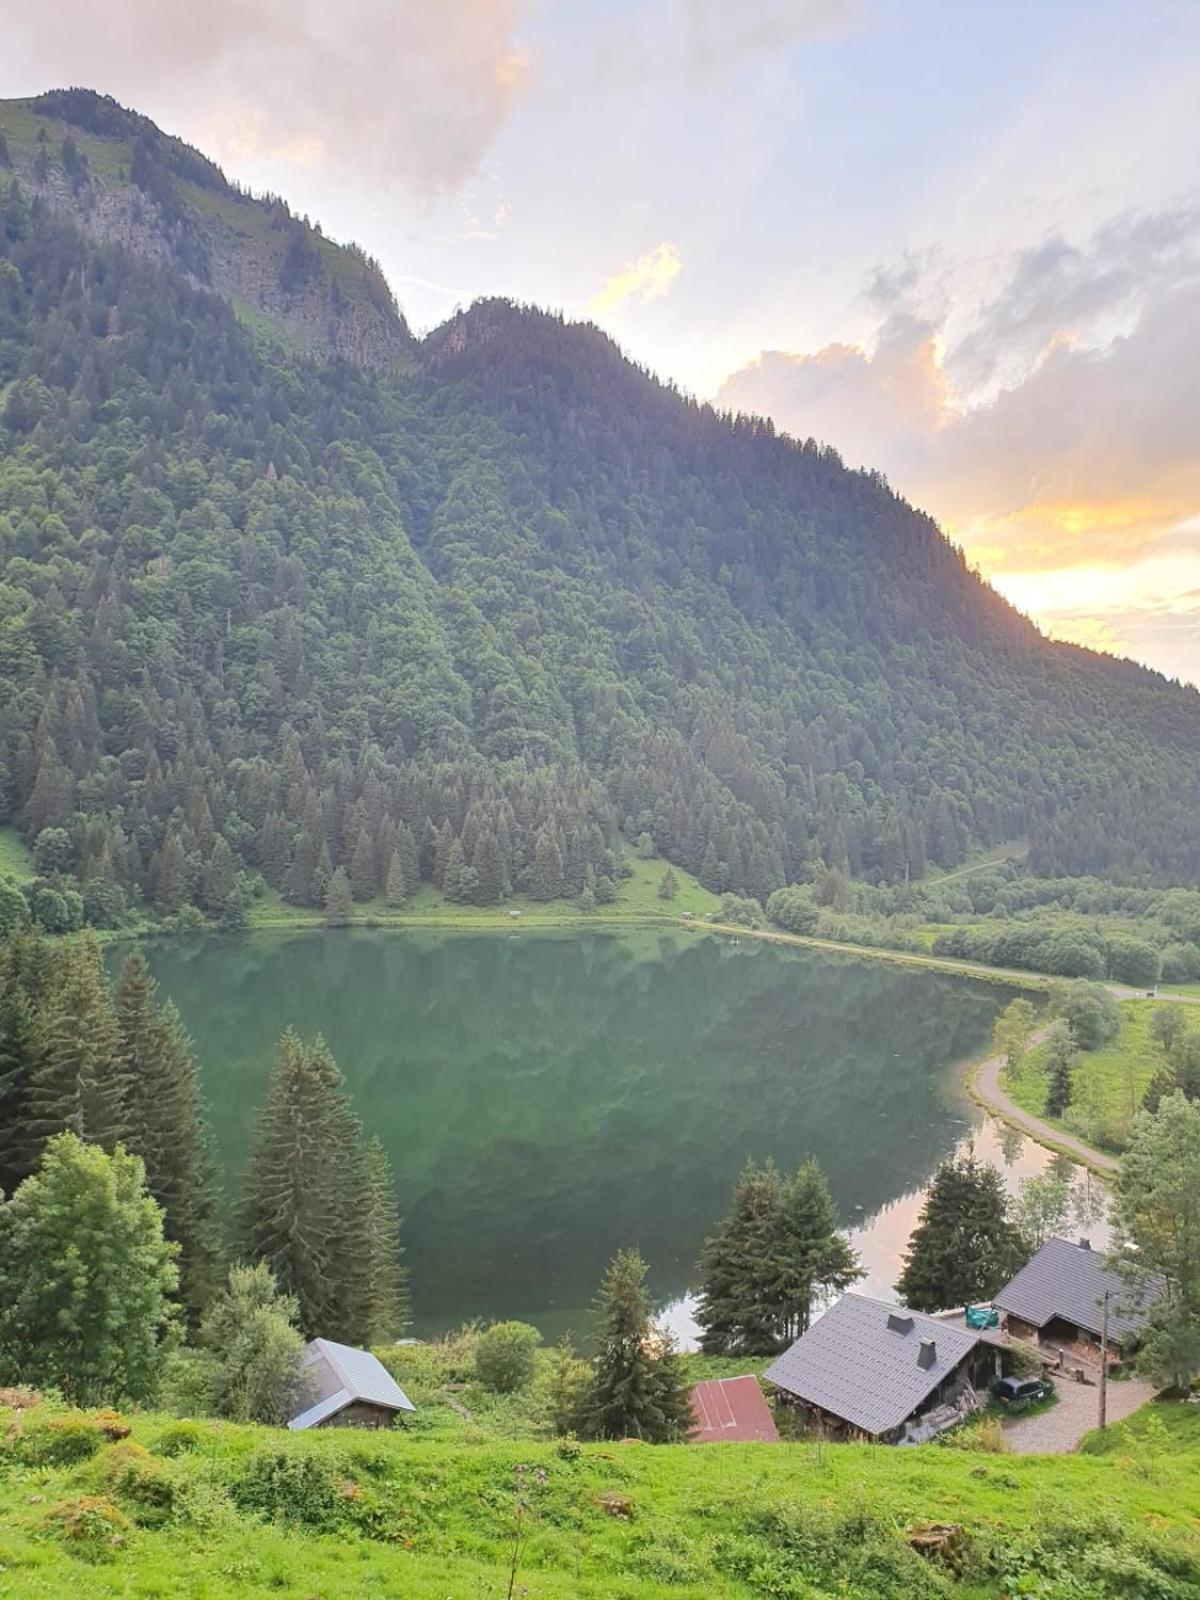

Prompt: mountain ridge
xmin=0 ymin=88 xmax=412 ymax=369
xmin=0 ymin=90 xmax=1197 ymax=930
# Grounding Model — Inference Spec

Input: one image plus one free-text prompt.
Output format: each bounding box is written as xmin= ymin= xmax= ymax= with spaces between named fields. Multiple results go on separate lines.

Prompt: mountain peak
xmin=0 ymin=88 xmax=412 ymax=370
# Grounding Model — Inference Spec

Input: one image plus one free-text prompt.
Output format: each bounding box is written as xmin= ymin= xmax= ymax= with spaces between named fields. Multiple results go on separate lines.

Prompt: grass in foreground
xmin=0 ymin=1394 xmax=1197 ymax=1599
xmin=1003 ymin=1001 xmax=1169 ymax=1152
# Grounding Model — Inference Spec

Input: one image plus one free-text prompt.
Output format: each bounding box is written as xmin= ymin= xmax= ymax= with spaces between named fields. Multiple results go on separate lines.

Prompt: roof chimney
xmin=917 ymin=1337 xmax=936 ymax=1370
xmin=1079 ymin=1238 xmax=1092 ymax=1250
xmin=887 ymin=1312 xmax=915 ymax=1335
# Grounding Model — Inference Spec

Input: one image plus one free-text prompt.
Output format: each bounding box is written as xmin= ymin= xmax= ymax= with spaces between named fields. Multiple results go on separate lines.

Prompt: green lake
xmin=129 ymin=928 xmax=1085 ymax=1342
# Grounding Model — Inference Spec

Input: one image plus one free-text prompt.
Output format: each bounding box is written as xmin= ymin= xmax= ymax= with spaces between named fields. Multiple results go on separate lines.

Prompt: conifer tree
xmin=694 ymin=1160 xmax=784 ymax=1354
xmin=896 ymin=1151 xmax=1025 ymax=1312
xmin=359 ymin=1135 xmax=409 ymax=1343
xmin=324 ymin=865 xmax=353 ymax=925
xmin=695 ymin=1158 xmax=859 ymax=1353
xmin=1043 ymin=1019 xmax=1078 ymax=1117
xmin=117 ymin=952 xmax=221 ymax=1321
xmin=385 ymin=847 xmax=407 ymax=907
xmin=0 ymin=933 xmax=48 ymax=1194
xmin=657 ymin=867 xmax=678 ymax=901
xmin=472 ymin=827 xmax=505 ymax=905
xmin=350 ymin=827 xmax=377 ymax=900
xmin=582 ymin=1247 xmax=691 ymax=1442
xmin=774 ymin=1158 xmax=862 ymax=1341
xmin=27 ymin=935 xmax=126 ymax=1159
xmin=238 ymin=1030 xmax=374 ymax=1340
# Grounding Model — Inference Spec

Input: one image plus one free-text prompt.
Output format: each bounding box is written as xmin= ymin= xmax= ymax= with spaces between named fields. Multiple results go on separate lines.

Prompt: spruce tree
xmin=472 ymin=827 xmax=505 ymax=905
xmin=238 ymin=1030 xmax=370 ymax=1340
xmin=774 ymin=1158 xmax=861 ymax=1341
xmin=116 ymin=952 xmax=221 ymax=1322
xmin=896 ymin=1151 xmax=1026 ymax=1312
xmin=1043 ymin=1019 xmax=1077 ymax=1117
xmin=695 ymin=1158 xmax=860 ymax=1353
xmin=350 ymin=827 xmax=377 ymax=900
xmin=27 ymin=935 xmax=127 ymax=1159
xmin=694 ymin=1160 xmax=785 ymax=1354
xmin=384 ymin=847 xmax=407 ymax=907
xmin=359 ymin=1135 xmax=409 ymax=1343
xmin=0 ymin=933 xmax=48 ymax=1194
xmin=582 ymin=1247 xmax=691 ymax=1441
xmin=324 ymin=865 xmax=353 ymax=925
xmin=657 ymin=867 xmax=678 ymax=901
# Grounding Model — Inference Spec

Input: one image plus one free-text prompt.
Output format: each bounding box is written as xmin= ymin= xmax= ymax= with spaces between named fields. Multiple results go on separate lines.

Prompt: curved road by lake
xmin=970 ymin=1028 xmax=1117 ymax=1174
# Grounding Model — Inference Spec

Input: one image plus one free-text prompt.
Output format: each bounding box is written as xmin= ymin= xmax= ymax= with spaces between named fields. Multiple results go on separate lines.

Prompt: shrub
xmin=19 ymin=1414 xmax=105 ymax=1465
xmin=105 ymin=1441 xmax=176 ymax=1526
xmin=475 ymin=1321 xmax=541 ymax=1394
xmin=233 ymin=1447 xmax=350 ymax=1531
xmin=151 ymin=1420 xmax=204 ymax=1458
xmin=44 ymin=1495 xmax=131 ymax=1561
xmin=1057 ymin=980 xmax=1119 ymax=1049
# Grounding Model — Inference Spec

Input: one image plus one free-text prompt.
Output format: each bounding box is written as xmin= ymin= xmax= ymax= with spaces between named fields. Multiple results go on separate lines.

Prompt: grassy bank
xmin=244 ymin=855 xmax=722 ymax=933
xmin=1002 ymin=1002 xmax=1169 ymax=1153
xmin=1 ymin=1393 xmax=1197 ymax=1599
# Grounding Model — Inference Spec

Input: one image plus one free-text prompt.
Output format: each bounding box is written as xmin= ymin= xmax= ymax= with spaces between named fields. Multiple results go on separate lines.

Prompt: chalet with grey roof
xmin=764 ymin=1293 xmax=993 ymax=1443
xmin=992 ymin=1237 xmax=1158 ymax=1357
xmin=288 ymin=1338 xmax=416 ymax=1431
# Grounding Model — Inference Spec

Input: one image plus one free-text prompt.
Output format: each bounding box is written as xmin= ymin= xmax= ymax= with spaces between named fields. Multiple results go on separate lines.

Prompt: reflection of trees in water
xmin=135 ymin=931 xmax=1015 ymax=1335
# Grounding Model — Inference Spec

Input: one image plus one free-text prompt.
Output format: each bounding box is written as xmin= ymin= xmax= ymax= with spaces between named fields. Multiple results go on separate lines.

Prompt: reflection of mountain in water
xmin=129 ymin=931 xmax=1019 ymax=1337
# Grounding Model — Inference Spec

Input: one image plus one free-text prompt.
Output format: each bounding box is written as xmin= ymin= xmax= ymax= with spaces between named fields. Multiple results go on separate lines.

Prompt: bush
xmin=475 ymin=1320 xmax=541 ymax=1394
xmin=1058 ymin=980 xmax=1120 ymax=1049
xmin=44 ymin=1495 xmax=131 ymax=1561
xmin=151 ymin=1420 xmax=204 ymax=1457
xmin=19 ymin=1414 xmax=106 ymax=1465
xmin=233 ymin=1447 xmax=350 ymax=1531
xmin=105 ymin=1440 xmax=176 ymax=1525
xmin=199 ymin=1263 xmax=307 ymax=1424
xmin=767 ymin=884 xmax=819 ymax=935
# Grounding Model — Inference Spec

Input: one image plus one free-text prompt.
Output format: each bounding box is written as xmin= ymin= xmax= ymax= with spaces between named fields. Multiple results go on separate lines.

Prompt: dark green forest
xmin=0 ymin=91 xmax=1198 ymax=930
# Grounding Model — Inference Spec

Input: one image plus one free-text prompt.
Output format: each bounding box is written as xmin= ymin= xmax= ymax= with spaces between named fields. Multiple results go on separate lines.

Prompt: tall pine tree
xmin=896 ymin=1150 xmax=1026 ymax=1312
xmin=582 ymin=1247 xmax=691 ymax=1442
xmin=117 ymin=952 xmax=221 ymax=1322
xmin=26 ymin=935 xmax=126 ymax=1159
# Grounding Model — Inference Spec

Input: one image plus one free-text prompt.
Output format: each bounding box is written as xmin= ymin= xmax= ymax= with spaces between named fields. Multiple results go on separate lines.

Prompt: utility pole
xmin=1098 ymin=1289 xmax=1109 ymax=1430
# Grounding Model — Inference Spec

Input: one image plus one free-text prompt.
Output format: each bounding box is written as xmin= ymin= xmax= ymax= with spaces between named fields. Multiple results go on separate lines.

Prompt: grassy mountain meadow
xmin=3 ymin=1387 xmax=1200 ymax=1599
xmin=0 ymin=89 xmax=1197 ymax=944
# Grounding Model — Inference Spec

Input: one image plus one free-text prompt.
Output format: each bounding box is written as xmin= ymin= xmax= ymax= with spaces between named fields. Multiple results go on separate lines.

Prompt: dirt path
xmin=969 ymin=1029 xmax=1118 ymax=1174
xmin=1003 ymin=1372 xmax=1156 ymax=1453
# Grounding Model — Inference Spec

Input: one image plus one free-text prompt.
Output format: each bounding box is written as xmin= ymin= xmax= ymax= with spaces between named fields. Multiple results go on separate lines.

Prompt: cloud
xmin=679 ymin=0 xmax=855 ymax=73
xmin=5 ymin=0 xmax=531 ymax=195
xmin=589 ymin=242 xmax=683 ymax=313
xmin=716 ymin=201 xmax=1200 ymax=681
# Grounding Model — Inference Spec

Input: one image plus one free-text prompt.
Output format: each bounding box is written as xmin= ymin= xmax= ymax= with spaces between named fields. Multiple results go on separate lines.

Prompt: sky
xmin=4 ymin=0 xmax=1199 ymax=684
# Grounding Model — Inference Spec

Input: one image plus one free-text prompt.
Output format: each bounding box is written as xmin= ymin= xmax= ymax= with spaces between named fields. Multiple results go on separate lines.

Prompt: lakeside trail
xmin=968 ymin=1026 xmax=1118 ymax=1175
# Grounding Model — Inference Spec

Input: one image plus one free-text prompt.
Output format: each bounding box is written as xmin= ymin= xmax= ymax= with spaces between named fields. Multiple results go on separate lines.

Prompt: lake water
xmin=129 ymin=929 xmax=1102 ymax=1342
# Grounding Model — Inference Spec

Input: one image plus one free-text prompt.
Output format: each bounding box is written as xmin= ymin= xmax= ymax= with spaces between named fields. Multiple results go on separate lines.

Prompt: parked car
xmin=995 ymin=1375 xmax=1052 ymax=1405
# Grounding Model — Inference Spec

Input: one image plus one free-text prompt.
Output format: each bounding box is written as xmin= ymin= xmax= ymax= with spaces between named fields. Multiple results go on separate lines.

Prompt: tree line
xmin=0 ymin=175 xmax=1198 ymax=957
xmin=0 ymin=933 xmax=407 ymax=1408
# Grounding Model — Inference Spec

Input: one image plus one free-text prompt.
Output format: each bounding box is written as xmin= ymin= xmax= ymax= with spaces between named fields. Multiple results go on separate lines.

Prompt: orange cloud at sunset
xmin=717 ymin=206 xmax=1200 ymax=683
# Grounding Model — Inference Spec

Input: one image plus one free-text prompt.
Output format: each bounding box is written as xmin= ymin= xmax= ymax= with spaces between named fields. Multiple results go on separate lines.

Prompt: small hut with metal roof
xmin=287 ymin=1338 xmax=416 ymax=1431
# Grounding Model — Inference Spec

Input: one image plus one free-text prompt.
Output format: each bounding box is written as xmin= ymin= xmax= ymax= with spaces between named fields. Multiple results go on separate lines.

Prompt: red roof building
xmin=689 ymin=1375 xmax=780 ymax=1444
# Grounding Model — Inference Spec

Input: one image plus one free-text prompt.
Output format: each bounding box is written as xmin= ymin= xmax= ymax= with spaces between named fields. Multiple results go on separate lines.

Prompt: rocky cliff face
xmin=0 ymin=92 xmax=412 ymax=371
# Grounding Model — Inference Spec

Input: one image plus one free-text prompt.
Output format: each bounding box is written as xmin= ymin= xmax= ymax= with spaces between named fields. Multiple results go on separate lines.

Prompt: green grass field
xmin=247 ymin=855 xmax=721 ymax=934
xmin=1002 ymin=1001 xmax=1176 ymax=1152
xmin=1 ymin=1392 xmax=1196 ymax=1599
xmin=0 ymin=824 xmax=36 ymax=882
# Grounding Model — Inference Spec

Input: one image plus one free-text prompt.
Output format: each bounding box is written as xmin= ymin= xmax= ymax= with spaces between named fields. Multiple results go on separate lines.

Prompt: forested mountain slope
xmin=0 ymin=91 xmax=1197 ymax=929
